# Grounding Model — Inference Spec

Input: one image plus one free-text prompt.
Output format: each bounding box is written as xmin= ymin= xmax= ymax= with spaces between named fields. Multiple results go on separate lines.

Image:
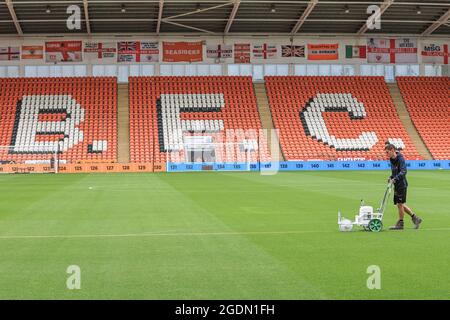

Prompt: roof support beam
xmin=157 ymin=0 xmax=164 ymax=34
xmin=82 ymin=0 xmax=91 ymax=35
xmin=162 ymin=20 xmax=215 ymax=34
xmin=163 ymin=2 xmax=233 ymax=20
xmin=5 ymin=0 xmax=23 ymax=35
xmin=357 ymin=0 xmax=394 ymax=35
xmin=291 ymin=0 xmax=318 ymax=34
xmin=224 ymin=0 xmax=240 ymax=34
xmin=421 ymin=8 xmax=450 ymax=36
xmin=161 ymin=1 xmax=233 ymax=34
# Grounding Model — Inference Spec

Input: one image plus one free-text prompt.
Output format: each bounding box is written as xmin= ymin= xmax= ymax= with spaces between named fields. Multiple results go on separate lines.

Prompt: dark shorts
xmin=394 ymin=187 xmax=407 ymax=204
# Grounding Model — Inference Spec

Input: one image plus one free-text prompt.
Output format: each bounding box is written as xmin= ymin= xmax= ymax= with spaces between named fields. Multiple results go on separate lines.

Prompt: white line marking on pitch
xmin=0 ymin=228 xmax=448 ymax=240
xmin=0 ymin=230 xmax=331 ymax=240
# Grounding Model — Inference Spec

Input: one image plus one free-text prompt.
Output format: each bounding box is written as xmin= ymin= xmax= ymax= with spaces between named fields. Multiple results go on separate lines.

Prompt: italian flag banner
xmin=345 ymin=45 xmax=366 ymax=59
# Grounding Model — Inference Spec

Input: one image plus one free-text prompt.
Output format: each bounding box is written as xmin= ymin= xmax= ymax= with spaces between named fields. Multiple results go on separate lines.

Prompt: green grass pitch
xmin=0 ymin=170 xmax=449 ymax=299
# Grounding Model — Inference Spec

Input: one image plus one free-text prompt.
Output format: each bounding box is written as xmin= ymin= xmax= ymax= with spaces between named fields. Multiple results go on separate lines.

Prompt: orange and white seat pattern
xmin=265 ymin=76 xmax=421 ymax=161
xmin=0 ymin=77 xmax=117 ymax=163
xmin=301 ymin=93 xmax=378 ymax=151
xmin=129 ymin=76 xmax=270 ymax=164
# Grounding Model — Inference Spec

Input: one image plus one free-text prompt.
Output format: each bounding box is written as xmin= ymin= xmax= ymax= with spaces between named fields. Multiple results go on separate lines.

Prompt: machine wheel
xmin=368 ymin=219 xmax=383 ymax=232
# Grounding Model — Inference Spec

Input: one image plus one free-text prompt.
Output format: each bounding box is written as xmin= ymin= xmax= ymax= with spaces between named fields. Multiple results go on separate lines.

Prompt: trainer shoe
xmin=411 ymin=215 xmax=422 ymax=229
xmin=389 ymin=220 xmax=404 ymax=230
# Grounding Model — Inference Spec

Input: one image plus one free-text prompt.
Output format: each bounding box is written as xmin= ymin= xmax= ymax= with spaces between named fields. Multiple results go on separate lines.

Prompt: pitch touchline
xmin=0 ymin=230 xmax=333 ymax=240
xmin=0 ymin=228 xmax=449 ymax=240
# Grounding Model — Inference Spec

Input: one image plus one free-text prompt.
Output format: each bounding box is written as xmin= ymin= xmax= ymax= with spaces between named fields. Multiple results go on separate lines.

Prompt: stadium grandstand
xmin=0 ymin=1 xmax=448 ymax=172
xmin=0 ymin=0 xmax=449 ymax=303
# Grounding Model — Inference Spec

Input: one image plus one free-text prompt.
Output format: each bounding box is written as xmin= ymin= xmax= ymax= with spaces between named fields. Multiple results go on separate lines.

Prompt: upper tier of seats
xmin=396 ymin=76 xmax=450 ymax=160
xmin=129 ymin=76 xmax=270 ymax=164
xmin=265 ymin=76 xmax=422 ymax=161
xmin=0 ymin=77 xmax=117 ymax=164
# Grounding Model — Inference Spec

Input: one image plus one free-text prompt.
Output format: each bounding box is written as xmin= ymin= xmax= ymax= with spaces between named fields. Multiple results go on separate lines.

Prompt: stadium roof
xmin=1 ymin=0 xmax=449 ymax=37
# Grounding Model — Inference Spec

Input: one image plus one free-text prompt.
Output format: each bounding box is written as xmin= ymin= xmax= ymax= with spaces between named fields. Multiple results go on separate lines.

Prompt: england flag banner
xmin=206 ymin=44 xmax=232 ymax=59
xmin=0 ymin=46 xmax=20 ymax=61
xmin=84 ymin=42 xmax=116 ymax=61
xmin=367 ymin=38 xmax=418 ymax=63
xmin=252 ymin=44 xmax=277 ymax=60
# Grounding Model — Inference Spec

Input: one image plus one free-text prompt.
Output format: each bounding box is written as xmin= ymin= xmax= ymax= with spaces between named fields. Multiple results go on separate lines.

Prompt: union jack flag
xmin=281 ymin=45 xmax=305 ymax=58
xmin=118 ymin=42 xmax=136 ymax=52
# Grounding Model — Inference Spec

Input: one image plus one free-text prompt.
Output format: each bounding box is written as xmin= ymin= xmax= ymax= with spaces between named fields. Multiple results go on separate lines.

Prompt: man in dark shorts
xmin=385 ymin=144 xmax=422 ymax=230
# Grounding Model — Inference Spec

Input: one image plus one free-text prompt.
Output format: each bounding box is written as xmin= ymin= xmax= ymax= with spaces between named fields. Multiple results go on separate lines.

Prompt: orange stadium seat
xmin=396 ymin=76 xmax=450 ymax=160
xmin=129 ymin=76 xmax=270 ymax=164
xmin=0 ymin=77 xmax=117 ymax=164
xmin=265 ymin=76 xmax=422 ymax=161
